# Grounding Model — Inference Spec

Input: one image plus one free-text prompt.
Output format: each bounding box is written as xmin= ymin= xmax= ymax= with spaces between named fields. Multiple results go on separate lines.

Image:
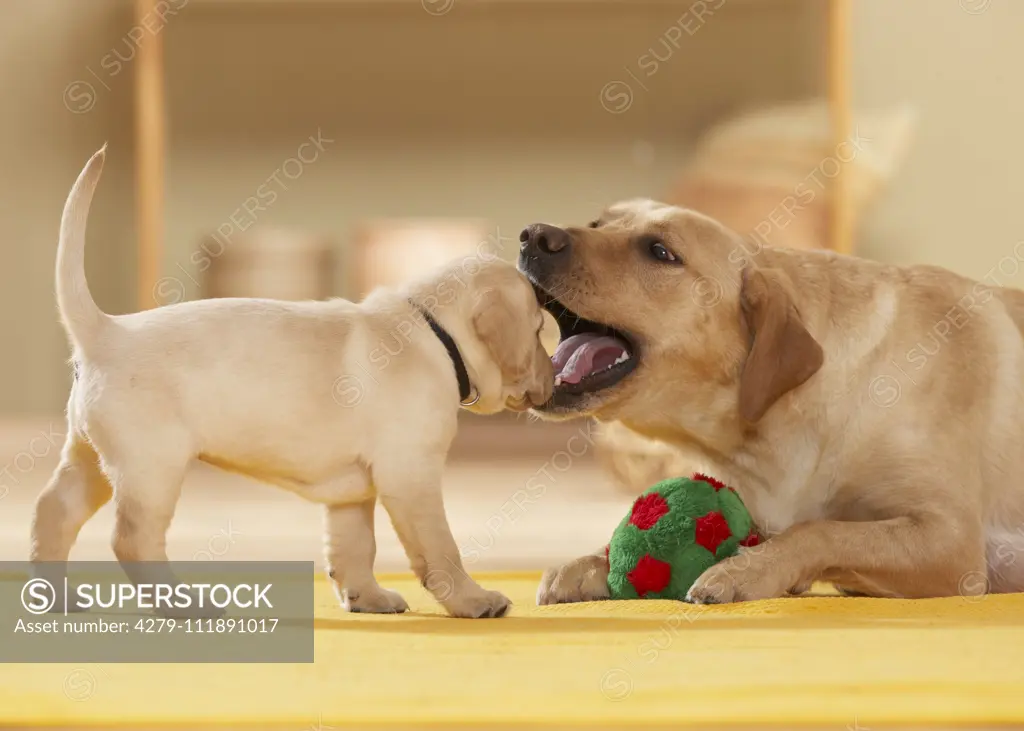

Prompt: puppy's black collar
xmin=410 ymin=301 xmax=478 ymax=406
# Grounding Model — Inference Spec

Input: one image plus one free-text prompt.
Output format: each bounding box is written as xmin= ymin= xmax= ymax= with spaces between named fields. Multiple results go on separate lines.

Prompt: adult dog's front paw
xmin=685 ymin=549 xmax=802 ymax=604
xmin=537 ymin=554 xmax=610 ymax=605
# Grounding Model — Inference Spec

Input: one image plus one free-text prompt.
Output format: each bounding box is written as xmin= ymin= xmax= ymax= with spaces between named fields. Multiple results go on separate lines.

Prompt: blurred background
xmin=0 ymin=0 xmax=1020 ymax=571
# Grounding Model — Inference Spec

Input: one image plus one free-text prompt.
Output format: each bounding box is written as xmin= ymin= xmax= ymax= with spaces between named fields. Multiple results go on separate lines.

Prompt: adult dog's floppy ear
xmin=738 ymin=267 xmax=824 ymax=422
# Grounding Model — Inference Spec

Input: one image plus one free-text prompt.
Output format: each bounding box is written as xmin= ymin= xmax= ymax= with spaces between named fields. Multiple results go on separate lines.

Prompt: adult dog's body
xmin=520 ymin=199 xmax=1024 ymax=603
xmin=32 ymin=147 xmax=552 ymax=618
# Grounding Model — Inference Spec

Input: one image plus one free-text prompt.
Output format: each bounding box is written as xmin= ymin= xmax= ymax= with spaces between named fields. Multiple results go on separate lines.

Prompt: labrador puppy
xmin=30 ymin=147 xmax=552 ymax=619
xmin=519 ymin=198 xmax=1024 ymax=603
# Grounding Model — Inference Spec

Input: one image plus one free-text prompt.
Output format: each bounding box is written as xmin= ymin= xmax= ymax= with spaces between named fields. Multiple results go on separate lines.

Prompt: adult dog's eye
xmin=646 ymin=238 xmax=680 ymax=264
xmin=587 ymin=221 xmax=600 ymax=229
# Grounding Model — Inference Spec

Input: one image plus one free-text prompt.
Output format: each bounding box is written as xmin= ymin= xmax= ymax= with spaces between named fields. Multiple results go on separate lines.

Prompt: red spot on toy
xmin=626 ymin=554 xmax=672 ymax=597
xmin=695 ymin=511 xmax=732 ymax=553
xmin=628 ymin=492 xmax=670 ymax=530
xmin=692 ymin=472 xmax=726 ymax=491
xmin=740 ymin=532 xmax=761 ymax=547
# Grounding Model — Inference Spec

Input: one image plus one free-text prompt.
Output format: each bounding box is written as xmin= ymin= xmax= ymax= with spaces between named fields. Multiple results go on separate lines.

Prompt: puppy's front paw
xmin=344 ymin=587 xmax=409 ymax=614
xmin=537 ymin=554 xmax=610 ymax=605
xmin=685 ymin=552 xmax=800 ymax=604
xmin=443 ymin=588 xmax=511 ymax=619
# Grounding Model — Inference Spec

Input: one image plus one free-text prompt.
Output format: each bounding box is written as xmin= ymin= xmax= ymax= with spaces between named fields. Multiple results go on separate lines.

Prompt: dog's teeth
xmin=554 ymin=376 xmax=563 ymax=387
xmin=613 ymin=352 xmax=630 ymax=365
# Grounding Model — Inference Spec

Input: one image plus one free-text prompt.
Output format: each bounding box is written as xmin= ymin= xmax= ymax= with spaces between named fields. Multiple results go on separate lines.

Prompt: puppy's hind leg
xmin=31 ymin=436 xmax=113 ymax=562
xmin=325 ymin=499 xmax=408 ymax=614
xmin=30 ymin=434 xmax=113 ymax=611
xmin=94 ymin=425 xmax=209 ymax=616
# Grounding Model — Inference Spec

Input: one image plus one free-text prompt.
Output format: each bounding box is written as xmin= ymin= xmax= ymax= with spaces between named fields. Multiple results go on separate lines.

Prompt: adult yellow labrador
xmin=519 ymin=198 xmax=1024 ymax=603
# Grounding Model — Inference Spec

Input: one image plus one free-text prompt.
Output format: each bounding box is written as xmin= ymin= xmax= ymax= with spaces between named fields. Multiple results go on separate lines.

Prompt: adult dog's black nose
xmin=520 ymin=223 xmax=571 ymax=256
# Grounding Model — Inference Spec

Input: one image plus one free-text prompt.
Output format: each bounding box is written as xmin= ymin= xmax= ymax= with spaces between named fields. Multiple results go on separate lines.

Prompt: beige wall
xmin=9 ymin=0 xmax=1020 ymax=415
xmin=852 ymin=0 xmax=1024 ymax=286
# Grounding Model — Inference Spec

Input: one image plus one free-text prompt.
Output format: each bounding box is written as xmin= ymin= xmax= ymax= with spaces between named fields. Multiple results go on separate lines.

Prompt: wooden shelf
xmin=827 ymin=0 xmax=852 ymax=254
xmin=135 ymin=0 xmax=166 ymax=311
xmin=132 ymin=0 xmax=852 ymax=309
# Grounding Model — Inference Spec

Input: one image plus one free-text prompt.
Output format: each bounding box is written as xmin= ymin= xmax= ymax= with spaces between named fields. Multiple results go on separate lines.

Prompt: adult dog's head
xmin=518 ymin=199 xmax=823 ymax=430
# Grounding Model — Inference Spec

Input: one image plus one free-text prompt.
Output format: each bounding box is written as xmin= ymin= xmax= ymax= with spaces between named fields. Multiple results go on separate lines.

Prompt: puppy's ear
xmin=472 ymin=288 xmax=529 ymax=379
xmin=738 ymin=268 xmax=823 ymax=422
xmin=472 ymin=287 xmax=554 ymax=406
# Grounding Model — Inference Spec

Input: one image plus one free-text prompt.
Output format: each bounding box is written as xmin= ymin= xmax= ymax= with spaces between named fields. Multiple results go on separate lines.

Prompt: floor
xmin=10 ymin=574 xmax=1024 ymax=730
xmin=0 ymin=416 xmax=634 ymax=572
xmin=5 ymin=418 xmax=1022 ymax=730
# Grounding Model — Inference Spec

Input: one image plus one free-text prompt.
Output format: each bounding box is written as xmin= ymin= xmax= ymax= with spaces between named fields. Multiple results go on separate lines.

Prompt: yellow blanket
xmin=2 ymin=572 xmax=1023 ymax=729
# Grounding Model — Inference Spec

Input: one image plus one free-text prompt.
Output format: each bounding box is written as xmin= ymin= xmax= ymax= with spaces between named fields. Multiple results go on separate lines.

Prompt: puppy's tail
xmin=56 ymin=145 xmax=111 ymax=351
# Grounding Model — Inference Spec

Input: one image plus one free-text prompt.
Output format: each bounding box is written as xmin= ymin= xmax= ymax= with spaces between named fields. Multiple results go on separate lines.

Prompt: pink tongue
xmin=552 ymin=334 xmax=629 ymax=385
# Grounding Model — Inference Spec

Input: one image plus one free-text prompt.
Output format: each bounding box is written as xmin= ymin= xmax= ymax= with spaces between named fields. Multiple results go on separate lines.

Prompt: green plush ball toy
xmin=607 ymin=474 xmax=761 ymax=601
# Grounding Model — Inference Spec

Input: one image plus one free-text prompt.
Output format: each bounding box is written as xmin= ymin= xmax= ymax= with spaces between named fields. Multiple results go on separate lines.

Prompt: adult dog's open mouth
xmin=533 ymin=284 xmax=639 ymax=396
